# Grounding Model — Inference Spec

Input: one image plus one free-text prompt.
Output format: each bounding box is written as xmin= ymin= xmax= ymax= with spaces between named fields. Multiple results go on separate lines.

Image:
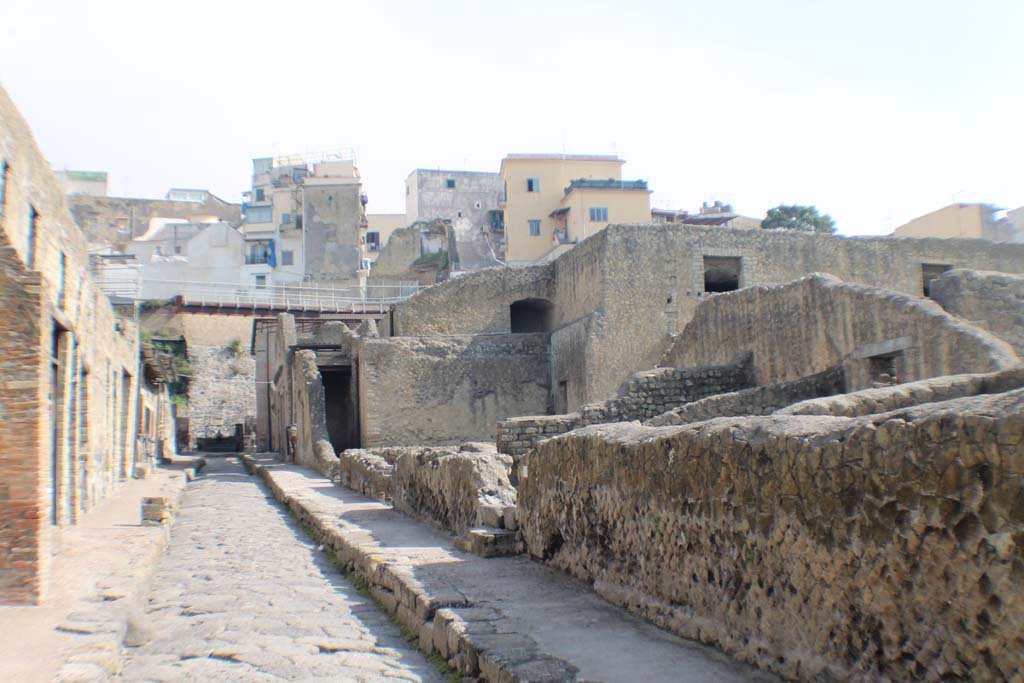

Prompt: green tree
xmin=761 ymin=204 xmax=836 ymax=234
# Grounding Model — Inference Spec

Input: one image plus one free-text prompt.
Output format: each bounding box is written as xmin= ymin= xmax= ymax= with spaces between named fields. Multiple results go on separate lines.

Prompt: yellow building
xmin=500 ymin=154 xmax=651 ymax=263
xmin=893 ymin=203 xmax=1018 ymax=242
xmin=365 ymin=213 xmax=407 ymax=263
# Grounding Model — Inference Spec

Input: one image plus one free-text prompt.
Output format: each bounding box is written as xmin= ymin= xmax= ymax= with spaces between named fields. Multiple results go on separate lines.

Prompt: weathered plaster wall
xmin=661 ymin=274 xmax=1019 ymax=390
xmin=367 ymin=224 xmax=420 ymax=281
xmin=519 ymin=388 xmax=1024 ymax=681
xmin=359 ymin=334 xmax=550 ymax=447
xmin=302 ymin=183 xmax=363 ymax=284
xmin=0 ymin=85 xmax=142 ymax=603
xmin=930 ymin=269 xmax=1024 ymax=357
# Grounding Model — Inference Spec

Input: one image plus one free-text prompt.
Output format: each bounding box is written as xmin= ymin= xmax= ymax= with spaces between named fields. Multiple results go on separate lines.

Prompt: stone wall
xmin=497 ymin=356 xmax=753 ymax=459
xmin=780 ymin=366 xmax=1024 ymax=418
xmin=186 ymin=343 xmax=256 ymax=446
xmin=336 ymin=445 xmax=517 ymax=536
xmin=518 ymin=388 xmax=1024 ymax=681
xmin=0 ymin=84 xmax=143 ymax=604
xmin=930 ymin=269 xmax=1024 ymax=356
xmin=391 ymin=223 xmax=1024 ymax=409
xmin=661 ymin=274 xmax=1019 ymax=390
xmin=359 ymin=334 xmax=550 ymax=447
xmin=648 ymin=364 xmax=846 ymax=426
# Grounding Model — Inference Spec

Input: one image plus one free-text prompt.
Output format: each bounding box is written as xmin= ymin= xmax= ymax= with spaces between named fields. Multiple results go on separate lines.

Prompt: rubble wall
xmin=930 ymin=269 xmax=1024 ymax=356
xmin=359 ymin=334 xmax=549 ymax=447
xmin=497 ymin=356 xmax=752 ymax=459
xmin=647 ymin=364 xmax=846 ymax=426
xmin=519 ymin=390 xmax=1024 ymax=681
xmin=661 ymin=274 xmax=1018 ymax=390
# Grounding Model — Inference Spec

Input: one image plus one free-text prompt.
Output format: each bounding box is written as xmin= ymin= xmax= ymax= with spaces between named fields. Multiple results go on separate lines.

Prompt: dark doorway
xmin=921 ymin=263 xmax=952 ymax=298
xmin=321 ymin=366 xmax=360 ymax=452
xmin=868 ymin=352 xmax=901 ymax=385
xmin=703 ymin=256 xmax=742 ymax=293
xmin=510 ymin=298 xmax=554 ymax=333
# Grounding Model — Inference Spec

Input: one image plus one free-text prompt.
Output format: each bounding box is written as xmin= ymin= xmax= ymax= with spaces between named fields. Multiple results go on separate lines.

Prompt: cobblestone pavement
xmin=118 ymin=457 xmax=444 ymax=682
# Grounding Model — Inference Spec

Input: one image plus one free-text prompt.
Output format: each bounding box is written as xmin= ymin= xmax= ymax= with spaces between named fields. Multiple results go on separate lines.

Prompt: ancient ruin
xmin=3 ymin=74 xmax=1024 ymax=682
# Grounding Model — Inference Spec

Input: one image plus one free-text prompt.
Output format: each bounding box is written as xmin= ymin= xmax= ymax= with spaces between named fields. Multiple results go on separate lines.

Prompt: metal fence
xmin=144 ymin=279 xmax=421 ymax=312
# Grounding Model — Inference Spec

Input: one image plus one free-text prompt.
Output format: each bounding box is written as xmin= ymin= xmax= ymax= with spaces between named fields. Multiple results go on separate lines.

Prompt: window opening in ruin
xmin=558 ymin=380 xmax=568 ymax=413
xmin=321 ymin=366 xmax=360 ymax=451
xmin=921 ymin=263 xmax=952 ymax=298
xmin=703 ymin=256 xmax=742 ymax=293
xmin=528 ymin=219 xmax=541 ymax=237
xmin=510 ymin=298 xmax=554 ymax=333
xmin=868 ymin=352 xmax=901 ymax=386
xmin=27 ymin=205 xmax=38 ymax=269
xmin=527 ymin=177 xmax=540 ymax=192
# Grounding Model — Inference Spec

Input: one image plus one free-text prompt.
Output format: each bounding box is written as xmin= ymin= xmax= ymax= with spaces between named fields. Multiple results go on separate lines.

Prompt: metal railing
xmin=142 ymin=278 xmax=420 ymax=312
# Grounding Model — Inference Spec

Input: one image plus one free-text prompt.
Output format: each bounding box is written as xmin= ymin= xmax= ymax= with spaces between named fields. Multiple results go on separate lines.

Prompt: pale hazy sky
xmin=1 ymin=0 xmax=1021 ymax=235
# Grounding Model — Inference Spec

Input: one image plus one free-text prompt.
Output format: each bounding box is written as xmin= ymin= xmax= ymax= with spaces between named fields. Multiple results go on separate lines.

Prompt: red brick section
xmin=0 ymin=235 xmax=44 ymax=604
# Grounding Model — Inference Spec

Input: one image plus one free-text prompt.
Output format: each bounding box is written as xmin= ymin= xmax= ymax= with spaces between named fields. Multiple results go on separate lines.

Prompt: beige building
xmin=365 ymin=213 xmax=407 ymax=263
xmin=500 ymin=154 xmax=651 ymax=264
xmin=893 ymin=202 xmax=1021 ymax=242
xmin=652 ymin=201 xmax=761 ymax=229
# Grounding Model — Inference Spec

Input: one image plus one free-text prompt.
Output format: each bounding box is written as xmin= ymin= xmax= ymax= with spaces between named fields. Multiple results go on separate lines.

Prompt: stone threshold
xmin=242 ymin=453 xmax=774 ymax=683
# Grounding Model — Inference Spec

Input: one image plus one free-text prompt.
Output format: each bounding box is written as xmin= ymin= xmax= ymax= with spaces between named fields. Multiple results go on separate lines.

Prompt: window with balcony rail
xmin=246 ymin=241 xmax=273 ymax=265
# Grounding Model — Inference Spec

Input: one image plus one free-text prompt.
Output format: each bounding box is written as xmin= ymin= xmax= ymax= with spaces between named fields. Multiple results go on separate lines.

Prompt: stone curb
xmin=52 ymin=460 xmax=203 ymax=683
xmin=242 ymin=454 xmax=579 ymax=683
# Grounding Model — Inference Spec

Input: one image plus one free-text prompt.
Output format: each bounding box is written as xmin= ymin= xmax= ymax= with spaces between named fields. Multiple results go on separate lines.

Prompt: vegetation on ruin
xmin=761 ymin=204 xmax=836 ymax=234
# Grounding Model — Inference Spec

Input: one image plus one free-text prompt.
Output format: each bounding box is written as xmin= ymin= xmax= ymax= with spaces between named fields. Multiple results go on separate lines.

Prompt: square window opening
xmin=703 ymin=256 xmax=741 ymax=293
xmin=921 ymin=263 xmax=952 ymax=298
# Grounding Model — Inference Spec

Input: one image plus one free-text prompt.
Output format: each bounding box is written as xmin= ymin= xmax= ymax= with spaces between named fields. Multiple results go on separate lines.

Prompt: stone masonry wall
xmin=497 ymin=355 xmax=752 ymax=459
xmin=519 ymin=389 xmax=1024 ymax=681
xmin=930 ymin=269 xmax=1024 ymax=357
xmin=393 ymin=224 xmax=1024 ymax=410
xmin=359 ymin=333 xmax=550 ymax=447
xmin=647 ymin=364 xmax=846 ymax=426
xmin=186 ymin=344 xmax=256 ymax=445
xmin=661 ymin=274 xmax=1018 ymax=390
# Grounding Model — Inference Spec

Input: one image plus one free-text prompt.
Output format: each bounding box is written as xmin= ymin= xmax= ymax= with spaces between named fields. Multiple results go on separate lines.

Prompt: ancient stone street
xmin=118 ymin=457 xmax=443 ymax=682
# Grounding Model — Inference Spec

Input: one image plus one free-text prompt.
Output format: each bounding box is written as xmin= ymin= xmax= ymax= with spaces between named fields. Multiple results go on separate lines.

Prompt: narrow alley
xmin=118 ymin=457 xmax=443 ymax=682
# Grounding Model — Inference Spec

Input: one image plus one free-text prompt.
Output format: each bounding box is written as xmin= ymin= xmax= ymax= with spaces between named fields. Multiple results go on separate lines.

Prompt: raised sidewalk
xmin=244 ymin=453 xmax=775 ymax=682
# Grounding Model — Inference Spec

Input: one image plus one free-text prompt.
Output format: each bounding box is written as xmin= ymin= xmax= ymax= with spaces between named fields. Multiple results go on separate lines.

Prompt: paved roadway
xmin=119 ymin=457 xmax=443 ymax=682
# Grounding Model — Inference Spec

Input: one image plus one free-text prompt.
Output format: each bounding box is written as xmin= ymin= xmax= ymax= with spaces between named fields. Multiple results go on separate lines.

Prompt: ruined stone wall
xmin=497 ymin=356 xmax=752 ymax=459
xmin=336 ymin=444 xmax=517 ymax=536
xmin=179 ymin=314 xmax=257 ymax=447
xmin=359 ymin=333 xmax=550 ymax=447
xmin=647 ymin=364 xmax=846 ymax=426
xmin=0 ymin=85 xmax=142 ymax=604
xmin=661 ymin=274 xmax=1018 ymax=390
xmin=392 ymin=264 xmax=555 ymax=335
xmin=367 ymin=224 xmax=420 ymax=282
xmin=186 ymin=344 xmax=255 ymax=445
xmin=780 ymin=366 xmax=1024 ymax=418
xmin=67 ymin=193 xmax=241 ymax=245
xmin=930 ymin=269 xmax=1024 ymax=356
xmin=392 ymin=224 xmax=1024 ymax=408
xmin=519 ymin=389 xmax=1024 ymax=681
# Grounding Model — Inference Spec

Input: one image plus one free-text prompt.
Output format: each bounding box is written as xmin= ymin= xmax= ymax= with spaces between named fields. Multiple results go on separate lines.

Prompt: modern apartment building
xmin=241 ymin=151 xmax=368 ymax=287
xmin=500 ymin=154 xmax=651 ymax=264
xmin=405 ymin=169 xmax=504 ymax=269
